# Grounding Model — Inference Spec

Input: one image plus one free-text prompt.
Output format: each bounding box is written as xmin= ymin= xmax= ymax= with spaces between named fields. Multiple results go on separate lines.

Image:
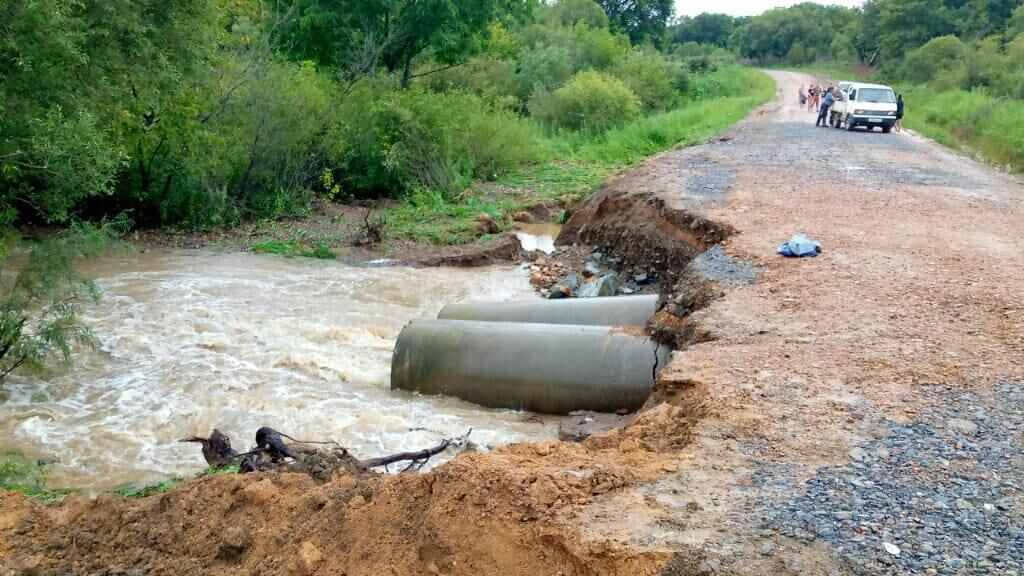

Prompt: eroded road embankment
xmin=563 ymin=70 xmax=1024 ymax=576
xmin=3 ymin=71 xmax=1023 ymax=576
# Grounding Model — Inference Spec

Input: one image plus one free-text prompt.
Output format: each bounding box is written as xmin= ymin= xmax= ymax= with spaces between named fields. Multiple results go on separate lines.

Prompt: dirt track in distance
xmin=2 ymin=71 xmax=1023 ymax=576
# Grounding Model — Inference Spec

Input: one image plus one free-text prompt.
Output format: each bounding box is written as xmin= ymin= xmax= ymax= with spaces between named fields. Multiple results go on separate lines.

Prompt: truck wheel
xmin=845 ymin=117 xmax=856 ymax=131
xmin=882 ymin=125 xmax=892 ymax=133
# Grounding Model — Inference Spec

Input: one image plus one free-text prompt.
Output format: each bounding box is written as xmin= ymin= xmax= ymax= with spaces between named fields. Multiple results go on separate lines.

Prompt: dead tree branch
xmin=180 ymin=427 xmax=472 ymax=475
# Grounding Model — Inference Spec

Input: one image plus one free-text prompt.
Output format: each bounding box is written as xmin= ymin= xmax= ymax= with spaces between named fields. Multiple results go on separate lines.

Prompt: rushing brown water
xmin=514 ymin=223 xmax=562 ymax=254
xmin=0 ymin=249 xmax=563 ymax=491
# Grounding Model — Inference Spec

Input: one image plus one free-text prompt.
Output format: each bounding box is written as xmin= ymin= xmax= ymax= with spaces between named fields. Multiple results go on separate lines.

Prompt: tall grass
xmin=378 ymin=67 xmax=775 ymax=244
xmin=573 ymin=68 xmax=775 ymax=164
xmin=900 ymin=85 xmax=1024 ymax=171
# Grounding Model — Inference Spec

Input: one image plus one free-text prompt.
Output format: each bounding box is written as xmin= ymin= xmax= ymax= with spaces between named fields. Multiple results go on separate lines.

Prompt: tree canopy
xmin=276 ymin=0 xmax=532 ymax=84
xmin=595 ymin=0 xmax=674 ymax=46
xmin=671 ymin=13 xmax=735 ymax=48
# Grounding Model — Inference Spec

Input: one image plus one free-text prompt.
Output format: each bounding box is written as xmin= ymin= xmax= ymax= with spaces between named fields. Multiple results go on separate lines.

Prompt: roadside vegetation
xmin=672 ymin=1 xmax=1024 ymax=171
xmin=1 ymin=0 xmax=765 ymax=242
xmin=0 ymin=0 xmax=770 ymax=386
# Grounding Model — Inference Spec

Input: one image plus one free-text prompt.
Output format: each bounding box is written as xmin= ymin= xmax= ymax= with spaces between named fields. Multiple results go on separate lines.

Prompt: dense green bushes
xmin=1 ymin=0 xmax=747 ymax=231
xmin=610 ymin=50 xmax=686 ymax=111
xmin=901 ymin=33 xmax=1024 ymax=98
xmin=324 ymin=82 xmax=550 ymax=199
xmin=530 ymin=71 xmax=641 ymax=131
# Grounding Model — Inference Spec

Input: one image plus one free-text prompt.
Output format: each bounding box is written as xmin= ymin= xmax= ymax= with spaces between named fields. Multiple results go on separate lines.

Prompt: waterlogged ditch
xmin=0 ymin=249 xmax=566 ymax=491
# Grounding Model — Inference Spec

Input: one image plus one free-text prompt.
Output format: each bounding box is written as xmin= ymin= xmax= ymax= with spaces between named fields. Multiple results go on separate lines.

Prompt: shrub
xmin=417 ymin=56 xmax=519 ymax=106
xmin=514 ymin=45 xmax=576 ymax=102
xmin=571 ymin=25 xmax=631 ymax=70
xmin=687 ymin=65 xmax=758 ymax=101
xmin=519 ymin=22 xmax=629 ymax=72
xmin=463 ymin=109 xmax=552 ymax=179
xmin=543 ymin=0 xmax=608 ymax=29
xmin=903 ymin=35 xmax=971 ymax=86
xmin=529 ymin=70 xmax=641 ymax=132
xmin=611 ymin=50 xmax=681 ymax=111
xmin=324 ymin=80 xmax=547 ymax=198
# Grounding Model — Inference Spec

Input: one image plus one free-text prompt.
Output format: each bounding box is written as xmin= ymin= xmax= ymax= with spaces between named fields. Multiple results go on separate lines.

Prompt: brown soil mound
xmin=401 ymin=234 xmax=524 ymax=267
xmin=0 ymin=412 xmax=709 ymax=576
xmin=558 ymin=169 xmax=734 ymax=288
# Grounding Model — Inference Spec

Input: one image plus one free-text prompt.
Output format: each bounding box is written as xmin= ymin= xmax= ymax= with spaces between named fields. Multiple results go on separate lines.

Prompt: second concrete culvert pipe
xmin=391 ymin=319 xmax=670 ymax=414
xmin=437 ymin=294 xmax=659 ymax=327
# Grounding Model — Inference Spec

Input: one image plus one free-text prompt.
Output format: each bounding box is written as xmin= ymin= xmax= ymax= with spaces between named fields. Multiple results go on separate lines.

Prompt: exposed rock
xmin=548 ymin=273 xmax=579 ymax=298
xmin=578 ymin=273 xmax=620 ymax=298
xmin=218 ymin=526 xmax=252 ymax=560
xmin=558 ymin=411 xmax=631 ymax=442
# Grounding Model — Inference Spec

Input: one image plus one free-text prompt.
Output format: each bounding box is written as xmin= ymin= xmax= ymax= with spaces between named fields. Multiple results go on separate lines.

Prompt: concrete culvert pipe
xmin=437 ymin=294 xmax=659 ymax=327
xmin=391 ymin=319 xmax=670 ymax=414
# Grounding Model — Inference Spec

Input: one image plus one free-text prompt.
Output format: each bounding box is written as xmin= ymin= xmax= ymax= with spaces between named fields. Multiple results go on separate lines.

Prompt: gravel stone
xmin=754 ymin=381 xmax=1024 ymax=575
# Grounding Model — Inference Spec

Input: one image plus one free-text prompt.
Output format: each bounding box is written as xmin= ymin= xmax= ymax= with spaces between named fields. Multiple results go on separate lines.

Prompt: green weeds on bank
xmin=380 ymin=66 xmax=774 ymax=245
xmin=1 ymin=452 xmax=242 ymax=503
xmin=251 ymin=239 xmax=336 ymax=259
xmin=0 ymin=453 xmax=74 ymax=503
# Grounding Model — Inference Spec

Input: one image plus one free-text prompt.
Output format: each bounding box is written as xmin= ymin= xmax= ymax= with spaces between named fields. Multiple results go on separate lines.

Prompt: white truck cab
xmin=829 ymin=82 xmax=898 ymax=133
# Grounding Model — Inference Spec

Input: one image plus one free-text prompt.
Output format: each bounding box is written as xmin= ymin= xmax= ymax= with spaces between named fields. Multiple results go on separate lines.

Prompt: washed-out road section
xmin=1 ymin=70 xmax=1022 ymax=576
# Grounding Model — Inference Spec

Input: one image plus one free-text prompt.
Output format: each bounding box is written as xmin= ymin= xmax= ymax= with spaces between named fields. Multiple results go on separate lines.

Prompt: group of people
xmin=799 ymin=83 xmax=826 ymax=112
xmin=798 ymin=83 xmax=905 ymax=132
xmin=799 ymin=83 xmax=841 ymax=127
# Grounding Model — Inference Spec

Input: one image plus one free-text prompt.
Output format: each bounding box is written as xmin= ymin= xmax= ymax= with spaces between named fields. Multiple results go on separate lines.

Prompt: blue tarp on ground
xmin=777 ymin=234 xmax=822 ymax=257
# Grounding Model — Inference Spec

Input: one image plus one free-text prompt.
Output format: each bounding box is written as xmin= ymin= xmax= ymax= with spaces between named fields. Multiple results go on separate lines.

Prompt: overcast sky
xmin=674 ymin=1 xmax=864 ymax=18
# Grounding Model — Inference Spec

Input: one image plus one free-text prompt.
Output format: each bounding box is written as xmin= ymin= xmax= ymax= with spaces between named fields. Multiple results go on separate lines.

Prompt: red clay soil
xmin=3 ymin=71 xmax=1023 ymax=576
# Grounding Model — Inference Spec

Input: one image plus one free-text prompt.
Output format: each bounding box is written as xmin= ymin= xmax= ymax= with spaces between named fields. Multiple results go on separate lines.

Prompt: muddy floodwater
xmin=515 ymin=223 xmax=562 ymax=254
xmin=0 ymin=249 xmax=562 ymax=491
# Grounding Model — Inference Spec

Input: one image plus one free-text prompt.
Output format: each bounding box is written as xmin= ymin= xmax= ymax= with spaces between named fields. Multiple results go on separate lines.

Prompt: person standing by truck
xmin=895 ymin=94 xmax=904 ymax=133
xmin=799 ymin=85 xmax=807 ymax=108
xmin=816 ymin=87 xmax=836 ymax=127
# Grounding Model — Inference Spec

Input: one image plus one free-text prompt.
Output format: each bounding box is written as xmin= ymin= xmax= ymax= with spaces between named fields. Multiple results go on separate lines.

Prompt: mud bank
xmin=0 ymin=155 xmax=733 ymax=576
xmin=0 ymin=407 xmax=709 ymax=576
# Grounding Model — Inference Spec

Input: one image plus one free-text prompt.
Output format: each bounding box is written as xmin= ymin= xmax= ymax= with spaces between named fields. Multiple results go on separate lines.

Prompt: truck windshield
xmin=859 ymin=88 xmax=896 ymax=103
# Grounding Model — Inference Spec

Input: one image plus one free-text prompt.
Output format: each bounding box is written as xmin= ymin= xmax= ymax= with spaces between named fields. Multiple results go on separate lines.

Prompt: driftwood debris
xmin=180 ymin=426 xmax=471 ymax=476
xmin=179 ymin=429 xmax=240 ymax=468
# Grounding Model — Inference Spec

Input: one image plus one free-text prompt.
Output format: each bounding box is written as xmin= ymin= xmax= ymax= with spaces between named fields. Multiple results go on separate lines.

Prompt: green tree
xmin=1008 ymin=5 xmax=1024 ymax=39
xmin=0 ymin=218 xmax=127 ymax=386
xmin=671 ymin=13 xmax=735 ymax=48
xmin=902 ymin=35 xmax=970 ymax=87
xmin=729 ymin=3 xmax=860 ymax=62
xmin=543 ymin=0 xmax=608 ymax=29
xmin=277 ymin=0 xmax=532 ymax=86
xmin=874 ymin=0 xmax=958 ymax=60
xmin=595 ymin=0 xmax=673 ymax=46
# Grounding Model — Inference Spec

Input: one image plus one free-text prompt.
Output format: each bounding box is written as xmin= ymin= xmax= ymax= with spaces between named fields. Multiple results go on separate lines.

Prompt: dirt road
xmin=2 ymin=71 xmax=1022 ymax=576
xmin=568 ymin=69 xmax=1024 ymax=575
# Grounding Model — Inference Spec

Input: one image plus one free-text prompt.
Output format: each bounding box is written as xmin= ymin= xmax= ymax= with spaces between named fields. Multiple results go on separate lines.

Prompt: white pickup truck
xmin=829 ymin=82 xmax=898 ymax=133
